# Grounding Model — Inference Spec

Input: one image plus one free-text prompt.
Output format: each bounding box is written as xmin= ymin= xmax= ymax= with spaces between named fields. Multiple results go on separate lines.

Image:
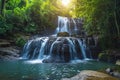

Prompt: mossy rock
xmin=113 ymin=65 xmax=120 ymax=73
xmin=57 ymin=32 xmax=69 ymax=37
xmin=98 ymin=53 xmax=109 ymax=62
xmin=116 ymin=60 xmax=120 ymax=66
xmin=98 ymin=50 xmax=119 ymax=63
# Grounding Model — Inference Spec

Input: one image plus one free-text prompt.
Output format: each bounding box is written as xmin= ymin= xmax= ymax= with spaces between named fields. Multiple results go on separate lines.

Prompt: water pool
xmin=0 ymin=60 xmax=114 ymax=80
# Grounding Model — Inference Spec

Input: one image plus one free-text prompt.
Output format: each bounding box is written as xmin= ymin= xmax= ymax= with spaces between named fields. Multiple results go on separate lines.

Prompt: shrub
xmin=15 ymin=36 xmax=26 ymax=47
xmin=24 ymin=23 xmax=37 ymax=33
xmin=0 ymin=16 xmax=13 ymax=35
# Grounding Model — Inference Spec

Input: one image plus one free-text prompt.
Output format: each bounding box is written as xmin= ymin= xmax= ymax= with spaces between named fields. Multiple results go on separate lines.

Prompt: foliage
xmin=24 ymin=23 xmax=37 ymax=33
xmin=98 ymin=53 xmax=109 ymax=62
xmin=0 ymin=15 xmax=13 ymax=35
xmin=0 ymin=0 xmax=119 ymax=50
xmin=15 ymin=35 xmax=27 ymax=47
xmin=98 ymin=49 xmax=119 ymax=63
xmin=75 ymin=0 xmax=120 ymax=50
xmin=0 ymin=0 xmax=60 ymax=35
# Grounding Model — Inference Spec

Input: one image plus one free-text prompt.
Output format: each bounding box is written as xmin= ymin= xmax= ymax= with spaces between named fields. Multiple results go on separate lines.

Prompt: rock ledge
xmin=62 ymin=70 xmax=119 ymax=80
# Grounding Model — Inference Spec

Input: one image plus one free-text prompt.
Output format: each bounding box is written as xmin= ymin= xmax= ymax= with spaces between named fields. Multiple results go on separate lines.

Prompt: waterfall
xmin=66 ymin=38 xmax=77 ymax=60
xmin=21 ymin=16 xmax=91 ymax=63
xmin=77 ymin=39 xmax=87 ymax=59
xmin=56 ymin=16 xmax=83 ymax=35
xmin=72 ymin=18 xmax=77 ymax=31
xmin=22 ymin=40 xmax=33 ymax=59
xmin=22 ymin=37 xmax=91 ymax=63
xmin=38 ymin=37 xmax=49 ymax=59
xmin=56 ymin=16 xmax=70 ymax=33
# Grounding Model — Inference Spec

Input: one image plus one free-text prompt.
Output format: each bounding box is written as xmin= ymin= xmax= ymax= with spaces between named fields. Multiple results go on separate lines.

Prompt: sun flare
xmin=61 ymin=0 xmax=70 ymax=6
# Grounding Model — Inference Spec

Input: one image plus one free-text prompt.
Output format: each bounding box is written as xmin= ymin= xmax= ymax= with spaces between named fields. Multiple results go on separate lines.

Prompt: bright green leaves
xmin=6 ymin=0 xmax=21 ymax=10
xmin=6 ymin=0 xmax=28 ymax=10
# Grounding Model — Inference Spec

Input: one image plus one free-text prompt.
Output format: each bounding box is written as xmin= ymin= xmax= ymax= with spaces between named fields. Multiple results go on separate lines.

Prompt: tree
xmin=0 ymin=0 xmax=6 ymax=16
xmin=114 ymin=0 xmax=120 ymax=36
xmin=74 ymin=0 xmax=120 ymax=49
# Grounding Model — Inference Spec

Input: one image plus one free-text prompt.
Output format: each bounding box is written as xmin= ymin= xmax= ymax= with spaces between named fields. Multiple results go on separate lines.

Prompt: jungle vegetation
xmin=0 ymin=0 xmax=120 ymax=49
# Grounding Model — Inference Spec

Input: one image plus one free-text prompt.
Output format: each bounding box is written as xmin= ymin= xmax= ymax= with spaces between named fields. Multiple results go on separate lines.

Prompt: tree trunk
xmin=1 ymin=0 xmax=6 ymax=16
xmin=114 ymin=0 xmax=120 ymax=36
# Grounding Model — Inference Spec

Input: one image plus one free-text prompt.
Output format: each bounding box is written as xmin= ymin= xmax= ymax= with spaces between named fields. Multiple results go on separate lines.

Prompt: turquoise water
xmin=0 ymin=60 xmax=114 ymax=80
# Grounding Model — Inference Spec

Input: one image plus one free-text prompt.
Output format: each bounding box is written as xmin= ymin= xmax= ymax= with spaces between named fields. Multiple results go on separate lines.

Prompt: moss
xmin=14 ymin=34 xmax=27 ymax=47
xmin=15 ymin=36 xmax=26 ymax=47
xmin=98 ymin=53 xmax=109 ymax=62
xmin=57 ymin=32 xmax=69 ymax=37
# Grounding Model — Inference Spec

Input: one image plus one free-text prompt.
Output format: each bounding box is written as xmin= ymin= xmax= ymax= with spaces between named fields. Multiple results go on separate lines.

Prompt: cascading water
xmin=56 ymin=16 xmax=83 ymax=35
xmin=22 ymin=16 xmax=91 ymax=63
xmin=56 ymin=16 xmax=70 ymax=33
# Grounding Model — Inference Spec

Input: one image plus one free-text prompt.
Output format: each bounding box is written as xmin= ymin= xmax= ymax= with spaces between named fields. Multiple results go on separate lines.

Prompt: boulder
xmin=57 ymin=32 xmax=69 ymax=37
xmin=42 ymin=58 xmax=54 ymax=63
xmin=62 ymin=70 xmax=119 ymax=80
xmin=106 ymin=68 xmax=120 ymax=78
xmin=116 ymin=60 xmax=120 ymax=66
xmin=42 ymin=57 xmax=64 ymax=63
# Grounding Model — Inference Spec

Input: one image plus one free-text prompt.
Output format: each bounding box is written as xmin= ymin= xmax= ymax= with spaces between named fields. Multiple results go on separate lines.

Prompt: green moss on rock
xmin=57 ymin=32 xmax=69 ymax=37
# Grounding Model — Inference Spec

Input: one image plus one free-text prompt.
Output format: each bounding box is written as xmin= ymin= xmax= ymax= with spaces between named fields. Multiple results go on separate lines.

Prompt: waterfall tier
xmin=56 ymin=16 xmax=84 ymax=36
xmin=22 ymin=37 xmax=91 ymax=63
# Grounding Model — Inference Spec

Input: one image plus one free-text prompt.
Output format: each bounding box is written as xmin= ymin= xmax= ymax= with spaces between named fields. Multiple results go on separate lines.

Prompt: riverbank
xmin=0 ymin=39 xmax=21 ymax=60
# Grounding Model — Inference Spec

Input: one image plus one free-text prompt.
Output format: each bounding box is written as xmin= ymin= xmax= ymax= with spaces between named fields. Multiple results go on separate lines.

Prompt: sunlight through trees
xmin=61 ymin=0 xmax=71 ymax=6
xmin=0 ymin=0 xmax=119 ymax=49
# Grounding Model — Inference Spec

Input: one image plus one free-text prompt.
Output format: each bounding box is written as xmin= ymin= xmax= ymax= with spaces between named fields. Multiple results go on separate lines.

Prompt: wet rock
xmin=0 ymin=39 xmax=11 ymax=47
xmin=106 ymin=68 xmax=120 ymax=78
xmin=87 ymin=37 xmax=95 ymax=46
xmin=63 ymin=38 xmax=69 ymax=44
xmin=62 ymin=70 xmax=119 ymax=80
xmin=42 ymin=40 xmax=71 ymax=63
xmin=57 ymin=32 xmax=69 ymax=37
xmin=42 ymin=57 xmax=64 ymax=63
xmin=112 ymin=72 xmax=120 ymax=78
xmin=62 ymin=44 xmax=70 ymax=62
xmin=22 ymin=37 xmax=91 ymax=62
xmin=42 ymin=58 xmax=54 ymax=63
xmin=0 ymin=46 xmax=20 ymax=60
xmin=51 ymin=41 xmax=63 ymax=56
xmin=106 ymin=68 xmax=113 ymax=74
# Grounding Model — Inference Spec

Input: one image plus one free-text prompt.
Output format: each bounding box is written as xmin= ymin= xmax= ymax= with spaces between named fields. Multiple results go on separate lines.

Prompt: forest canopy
xmin=0 ymin=0 xmax=120 ymax=49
